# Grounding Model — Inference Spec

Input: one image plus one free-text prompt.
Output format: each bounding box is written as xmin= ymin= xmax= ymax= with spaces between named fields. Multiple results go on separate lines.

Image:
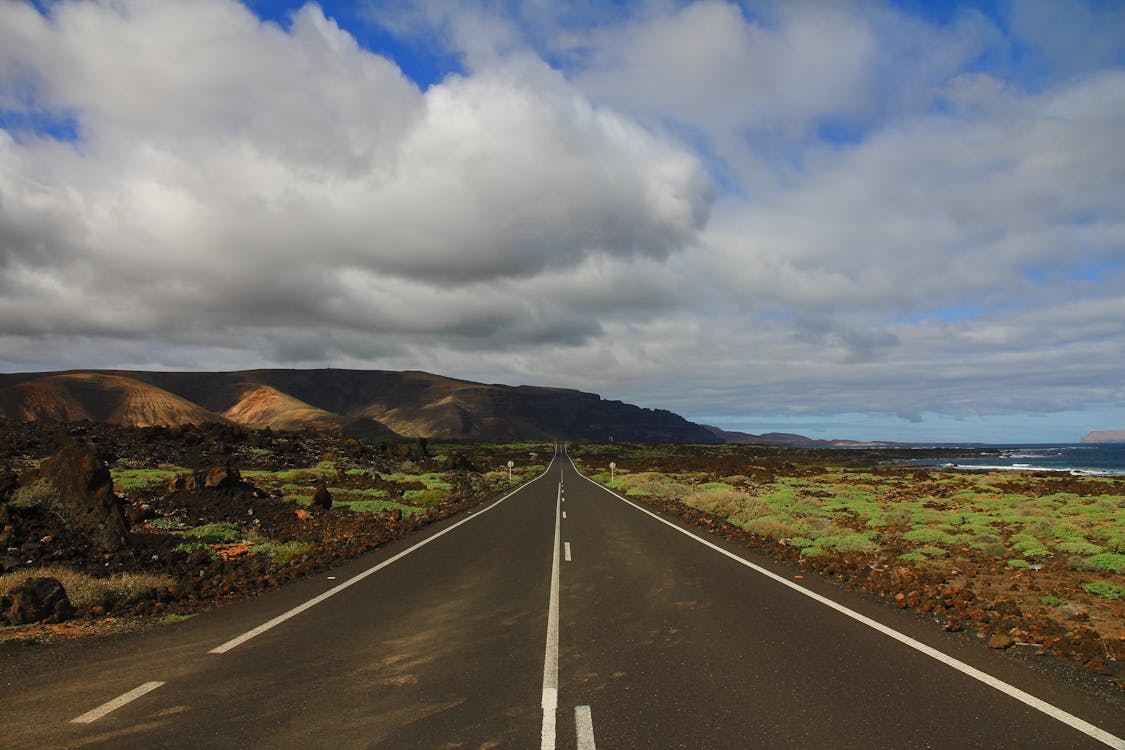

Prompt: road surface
xmin=2 ymin=446 xmax=1123 ymax=748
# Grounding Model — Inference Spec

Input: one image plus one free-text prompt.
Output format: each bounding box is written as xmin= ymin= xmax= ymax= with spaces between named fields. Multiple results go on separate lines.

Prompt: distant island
xmin=1081 ymin=430 xmax=1125 ymax=444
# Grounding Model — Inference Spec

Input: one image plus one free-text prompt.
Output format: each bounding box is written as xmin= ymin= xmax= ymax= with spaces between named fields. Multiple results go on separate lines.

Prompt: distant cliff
xmin=1081 ymin=430 xmax=1125 ymax=444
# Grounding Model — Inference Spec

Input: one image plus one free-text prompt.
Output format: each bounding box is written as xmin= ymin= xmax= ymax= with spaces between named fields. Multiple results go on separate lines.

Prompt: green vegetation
xmin=1085 ymin=552 xmax=1125 ymax=574
xmin=1041 ymin=594 xmax=1064 ymax=607
xmin=1082 ymin=581 xmax=1125 ymax=600
xmin=111 ymin=467 xmax=181 ymax=491
xmin=250 ymin=540 xmax=314 ymax=564
xmin=576 ymin=448 xmax=1125 ymax=613
xmin=182 ymin=522 xmax=241 ymax=544
xmin=334 ymin=499 xmax=423 ymax=515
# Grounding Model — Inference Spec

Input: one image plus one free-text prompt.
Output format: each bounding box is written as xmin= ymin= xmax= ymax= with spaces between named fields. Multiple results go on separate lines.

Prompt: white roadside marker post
xmin=610 ymin=461 xmax=616 ymax=481
xmin=508 ymin=460 xmax=514 ymax=483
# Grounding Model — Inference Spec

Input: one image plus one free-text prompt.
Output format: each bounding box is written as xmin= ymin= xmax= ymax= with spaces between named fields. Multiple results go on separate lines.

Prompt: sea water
xmin=899 ymin=444 xmax=1125 ymax=476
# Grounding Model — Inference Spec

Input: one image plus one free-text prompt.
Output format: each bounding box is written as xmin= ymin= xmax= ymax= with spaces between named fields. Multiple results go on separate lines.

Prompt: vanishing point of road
xmin=2 ymin=446 xmax=1123 ymax=748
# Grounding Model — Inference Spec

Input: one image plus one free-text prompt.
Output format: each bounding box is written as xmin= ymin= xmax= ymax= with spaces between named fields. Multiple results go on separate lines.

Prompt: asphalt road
xmin=2 ymin=445 xmax=1123 ymax=749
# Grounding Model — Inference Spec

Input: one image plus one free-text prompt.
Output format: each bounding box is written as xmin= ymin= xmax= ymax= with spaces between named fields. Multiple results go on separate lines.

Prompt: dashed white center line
xmin=541 ymin=482 xmax=563 ymax=750
xmin=564 ymin=542 xmax=572 ymax=562
xmin=576 ymin=705 xmax=597 ymax=749
xmin=71 ymin=681 xmax=165 ymax=724
xmin=562 ymin=511 xmax=567 ymax=519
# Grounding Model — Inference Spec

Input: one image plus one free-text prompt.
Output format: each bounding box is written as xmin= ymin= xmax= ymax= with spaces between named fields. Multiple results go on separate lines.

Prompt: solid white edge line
xmin=576 ymin=704 xmax=597 ymax=750
xmin=70 ymin=681 xmax=166 ymax=724
xmin=541 ymin=481 xmax=562 ymax=750
xmin=565 ymin=451 xmax=1125 ymax=750
xmin=209 ymin=460 xmax=558 ymax=655
xmin=564 ymin=541 xmax=572 ymax=562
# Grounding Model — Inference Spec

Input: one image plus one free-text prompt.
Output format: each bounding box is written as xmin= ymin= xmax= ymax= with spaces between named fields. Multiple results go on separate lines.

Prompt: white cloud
xmin=1 ymin=0 xmax=1123 ymax=441
xmin=0 ymin=0 xmax=710 ymax=351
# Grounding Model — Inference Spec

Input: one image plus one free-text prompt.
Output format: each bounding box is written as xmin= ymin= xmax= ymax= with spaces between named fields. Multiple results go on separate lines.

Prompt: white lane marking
xmin=567 ymin=454 xmax=1125 ymax=750
xmin=210 ymin=461 xmax=557 ymax=655
xmin=71 ymin=681 xmax=165 ymax=724
xmin=576 ymin=705 xmax=597 ymax=750
xmin=562 ymin=511 xmax=567 ymax=519
xmin=564 ymin=542 xmax=572 ymax=562
xmin=541 ymin=482 xmax=563 ymax=750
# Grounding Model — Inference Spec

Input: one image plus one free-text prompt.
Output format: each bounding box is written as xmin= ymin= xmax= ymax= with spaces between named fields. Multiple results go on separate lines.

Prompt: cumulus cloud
xmin=0 ymin=0 xmax=710 ymax=364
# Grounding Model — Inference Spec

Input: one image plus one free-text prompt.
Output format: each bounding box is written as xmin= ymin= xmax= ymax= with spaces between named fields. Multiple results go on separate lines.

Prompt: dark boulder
xmin=3 ymin=576 xmax=74 ymax=625
xmin=20 ymin=442 xmax=130 ymax=551
xmin=0 ymin=468 xmax=18 ymax=503
xmin=311 ymin=480 xmax=333 ymax=510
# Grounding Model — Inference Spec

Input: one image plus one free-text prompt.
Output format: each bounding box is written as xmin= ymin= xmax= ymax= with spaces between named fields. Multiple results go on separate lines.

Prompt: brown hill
xmin=221 ymin=385 xmax=349 ymax=432
xmin=0 ymin=369 xmax=720 ymax=443
xmin=0 ymin=372 xmax=218 ymax=427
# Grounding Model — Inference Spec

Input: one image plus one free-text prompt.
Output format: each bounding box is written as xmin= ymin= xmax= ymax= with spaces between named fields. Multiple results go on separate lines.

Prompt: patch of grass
xmin=1082 ymin=581 xmax=1125 ymax=600
xmin=1041 ymin=595 xmax=1064 ymax=607
xmin=111 ymin=468 xmax=180 ymax=491
xmin=1054 ymin=539 xmax=1102 ymax=555
xmin=1009 ymin=532 xmax=1052 ymax=559
xmin=402 ymin=488 xmax=450 ymax=504
xmin=159 ymin=613 xmax=196 ymax=624
xmin=1084 ymin=552 xmax=1125 ymax=574
xmin=902 ymin=527 xmax=959 ymax=545
xmin=818 ymin=532 xmax=879 ymax=554
xmin=1007 ymin=559 xmax=1032 ymax=569
xmin=335 ymin=499 xmax=424 ymax=515
xmin=0 ymin=565 xmax=174 ymax=610
xmin=182 ymin=522 xmax=241 ymax=544
xmin=380 ymin=472 xmax=454 ymax=491
xmin=7 ymin=478 xmax=59 ymax=509
xmin=1091 ymin=528 xmax=1125 ymax=554
xmin=250 ymin=540 xmax=314 ymax=564
xmin=149 ymin=517 xmax=187 ymax=532
xmin=330 ymin=487 xmax=389 ymax=499
xmin=742 ymin=515 xmax=804 ymax=541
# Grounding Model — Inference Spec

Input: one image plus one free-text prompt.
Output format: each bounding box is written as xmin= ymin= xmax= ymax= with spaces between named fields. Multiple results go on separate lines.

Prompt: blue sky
xmin=1 ymin=0 xmax=1123 ymax=443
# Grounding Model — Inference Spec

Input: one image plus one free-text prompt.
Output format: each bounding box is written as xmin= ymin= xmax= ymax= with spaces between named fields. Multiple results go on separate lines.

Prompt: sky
xmin=1 ymin=0 xmax=1123 ymax=443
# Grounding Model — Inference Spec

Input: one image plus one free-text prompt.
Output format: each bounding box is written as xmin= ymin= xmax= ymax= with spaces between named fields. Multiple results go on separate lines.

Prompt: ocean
xmin=896 ymin=443 xmax=1125 ymax=476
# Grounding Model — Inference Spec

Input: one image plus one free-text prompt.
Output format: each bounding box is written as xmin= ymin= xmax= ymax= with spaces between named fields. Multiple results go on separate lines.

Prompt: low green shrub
xmin=1054 ymin=539 xmax=1102 ymax=555
xmin=1084 ymin=552 xmax=1125 ymax=574
xmin=818 ymin=532 xmax=878 ymax=554
xmin=743 ymin=515 xmax=804 ymax=541
xmin=182 ymin=522 xmax=241 ymax=544
xmin=1082 ymin=581 xmax=1125 ymax=600
xmin=902 ymin=527 xmax=958 ymax=545
xmin=251 ymin=541 xmax=314 ymax=564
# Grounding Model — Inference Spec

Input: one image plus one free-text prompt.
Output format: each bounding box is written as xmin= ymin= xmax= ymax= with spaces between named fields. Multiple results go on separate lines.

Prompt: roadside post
xmin=610 ymin=461 xmax=616 ymax=481
xmin=507 ymin=460 xmax=514 ymax=482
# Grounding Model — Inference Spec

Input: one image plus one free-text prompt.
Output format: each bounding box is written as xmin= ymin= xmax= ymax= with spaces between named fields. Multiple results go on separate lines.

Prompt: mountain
xmin=701 ymin=425 xmax=903 ymax=448
xmin=703 ymin=425 xmax=823 ymax=446
xmin=1081 ymin=430 xmax=1125 ymax=444
xmin=0 ymin=372 xmax=217 ymax=427
xmin=0 ymin=369 xmax=720 ymax=443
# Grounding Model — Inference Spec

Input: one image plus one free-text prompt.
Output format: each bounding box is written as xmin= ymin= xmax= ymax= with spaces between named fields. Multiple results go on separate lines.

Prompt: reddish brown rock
xmin=3 ymin=576 xmax=74 ymax=625
xmin=20 ymin=442 xmax=129 ymax=551
xmin=311 ymin=480 xmax=333 ymax=510
xmin=988 ymin=634 xmax=1014 ymax=650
